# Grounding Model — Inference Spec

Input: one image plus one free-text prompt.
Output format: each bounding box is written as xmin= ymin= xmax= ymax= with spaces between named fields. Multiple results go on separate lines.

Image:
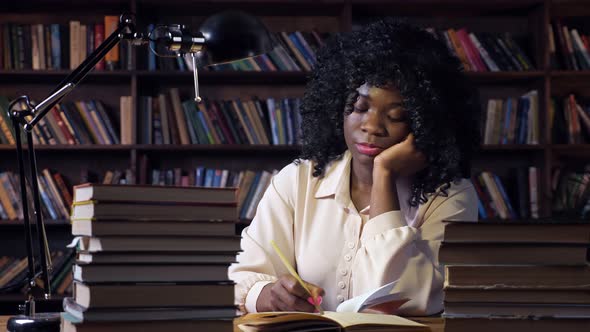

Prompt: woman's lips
xmin=356 ymin=143 xmax=384 ymax=156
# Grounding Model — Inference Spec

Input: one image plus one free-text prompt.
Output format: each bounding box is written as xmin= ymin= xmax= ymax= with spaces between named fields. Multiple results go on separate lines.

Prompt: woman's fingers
xmin=272 ymin=279 xmax=316 ymax=312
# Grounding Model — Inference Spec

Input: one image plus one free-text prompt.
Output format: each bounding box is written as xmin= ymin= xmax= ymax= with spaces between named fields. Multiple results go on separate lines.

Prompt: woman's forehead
xmin=356 ymin=83 xmax=402 ymax=101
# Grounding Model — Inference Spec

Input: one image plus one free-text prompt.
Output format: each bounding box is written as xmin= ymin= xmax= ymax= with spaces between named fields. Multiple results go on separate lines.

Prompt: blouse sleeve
xmin=228 ymin=165 xmax=298 ymax=314
xmin=351 ymin=180 xmax=477 ymax=315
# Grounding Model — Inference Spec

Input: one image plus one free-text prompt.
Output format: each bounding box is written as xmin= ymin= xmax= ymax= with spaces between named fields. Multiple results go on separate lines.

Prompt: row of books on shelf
xmin=64 ymin=183 xmax=239 ymax=331
xmin=482 ymin=90 xmax=539 ymax=145
xmin=0 ymin=18 xmax=130 ymax=71
xmin=552 ymin=165 xmax=590 ymax=218
xmin=0 ymin=96 xmax=120 ymax=146
xmin=0 ymin=164 xmax=276 ymax=221
xmin=0 ymin=91 xmax=302 ymax=146
xmin=549 ymin=20 xmax=590 ymax=71
xmin=441 ymin=220 xmax=590 ymax=332
xmin=426 ymin=27 xmax=534 ymax=72
xmin=0 ymin=250 xmax=74 ymax=296
xmin=134 ymin=91 xmax=302 ymax=145
xmin=472 ymin=168 xmax=539 ymax=220
xmin=551 ymin=94 xmax=590 ymax=144
xmin=143 ymin=167 xmax=276 ymax=220
xmin=0 ymin=169 xmax=72 ymax=221
xmin=148 ymin=28 xmax=329 ymax=72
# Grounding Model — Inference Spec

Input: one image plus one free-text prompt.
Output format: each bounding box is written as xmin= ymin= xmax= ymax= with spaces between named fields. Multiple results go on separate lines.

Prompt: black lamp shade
xmin=198 ymin=10 xmax=273 ymax=65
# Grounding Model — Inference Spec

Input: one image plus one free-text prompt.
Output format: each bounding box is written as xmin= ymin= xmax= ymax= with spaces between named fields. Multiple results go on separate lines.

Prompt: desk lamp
xmin=6 ymin=11 xmax=272 ymax=332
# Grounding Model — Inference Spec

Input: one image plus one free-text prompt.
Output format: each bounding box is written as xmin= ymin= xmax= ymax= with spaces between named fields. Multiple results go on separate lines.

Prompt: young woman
xmin=229 ymin=18 xmax=480 ymax=316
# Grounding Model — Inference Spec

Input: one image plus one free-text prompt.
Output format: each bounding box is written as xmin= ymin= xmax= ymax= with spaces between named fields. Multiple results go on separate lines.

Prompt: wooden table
xmin=2 ymin=315 xmax=444 ymax=331
xmin=1 ymin=316 xmax=9 ymax=330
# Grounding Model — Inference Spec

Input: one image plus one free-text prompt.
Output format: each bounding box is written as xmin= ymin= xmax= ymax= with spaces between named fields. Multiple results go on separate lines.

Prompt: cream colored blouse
xmin=228 ymin=150 xmax=477 ymax=315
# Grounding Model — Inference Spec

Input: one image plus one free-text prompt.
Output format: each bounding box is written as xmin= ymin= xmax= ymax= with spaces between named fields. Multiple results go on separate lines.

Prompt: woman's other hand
xmin=374 ymin=133 xmax=427 ymax=177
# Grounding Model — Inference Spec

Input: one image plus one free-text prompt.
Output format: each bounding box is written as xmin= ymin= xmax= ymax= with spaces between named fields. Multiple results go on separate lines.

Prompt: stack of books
xmin=440 ymin=220 xmax=590 ymax=332
xmin=61 ymin=183 xmax=240 ymax=332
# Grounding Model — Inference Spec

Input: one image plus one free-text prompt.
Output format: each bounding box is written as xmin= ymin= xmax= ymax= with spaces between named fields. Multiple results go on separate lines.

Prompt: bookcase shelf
xmin=549 ymin=70 xmax=590 ymax=77
xmin=0 ymin=144 xmax=302 ymax=152
xmin=480 ymin=144 xmax=546 ymax=151
xmin=551 ymin=144 xmax=590 ymax=158
xmin=136 ymin=71 xmax=310 ymax=85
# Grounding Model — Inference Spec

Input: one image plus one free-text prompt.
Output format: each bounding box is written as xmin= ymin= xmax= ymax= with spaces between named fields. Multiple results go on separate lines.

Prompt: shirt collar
xmin=314 ymin=150 xmax=352 ymax=200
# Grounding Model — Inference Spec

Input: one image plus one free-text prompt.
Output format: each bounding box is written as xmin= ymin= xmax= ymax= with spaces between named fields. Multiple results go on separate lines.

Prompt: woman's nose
xmin=360 ymin=110 xmax=386 ymax=136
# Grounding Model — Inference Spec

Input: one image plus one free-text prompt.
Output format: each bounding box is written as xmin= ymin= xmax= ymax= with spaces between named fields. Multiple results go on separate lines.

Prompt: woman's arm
xmin=369 ymin=167 xmax=400 ymax=218
xmin=370 ymin=134 xmax=425 ymax=218
xmin=352 ymin=181 xmax=477 ymax=315
xmin=228 ymin=166 xmax=297 ymax=313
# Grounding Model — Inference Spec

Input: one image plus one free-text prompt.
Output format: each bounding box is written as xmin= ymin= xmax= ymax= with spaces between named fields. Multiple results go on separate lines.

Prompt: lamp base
xmin=6 ymin=313 xmax=61 ymax=332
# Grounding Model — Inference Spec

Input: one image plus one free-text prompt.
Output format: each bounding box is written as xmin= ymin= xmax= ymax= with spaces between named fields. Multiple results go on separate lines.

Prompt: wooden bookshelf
xmin=0 ymin=0 xmax=589 ymax=312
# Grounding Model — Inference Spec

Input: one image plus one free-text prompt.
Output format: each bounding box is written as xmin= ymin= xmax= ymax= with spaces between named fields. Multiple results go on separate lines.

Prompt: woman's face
xmin=343 ymin=84 xmax=411 ymax=166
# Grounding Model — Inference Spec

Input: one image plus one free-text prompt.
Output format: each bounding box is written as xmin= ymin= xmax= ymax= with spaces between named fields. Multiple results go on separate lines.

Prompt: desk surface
xmin=1 ymin=315 xmax=444 ymax=332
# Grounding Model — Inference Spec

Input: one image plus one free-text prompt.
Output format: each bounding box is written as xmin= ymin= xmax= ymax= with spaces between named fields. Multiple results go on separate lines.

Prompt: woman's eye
xmin=353 ymin=106 xmax=368 ymax=113
xmin=388 ymin=116 xmax=406 ymax=122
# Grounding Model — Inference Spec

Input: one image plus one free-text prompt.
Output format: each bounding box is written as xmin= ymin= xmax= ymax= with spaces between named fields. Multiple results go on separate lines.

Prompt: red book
xmin=457 ymin=28 xmax=486 ymax=71
xmin=94 ymin=23 xmax=105 ymax=70
xmin=52 ymin=172 xmax=73 ymax=208
xmin=51 ymin=106 xmax=75 ymax=145
xmin=210 ymin=100 xmax=237 ymax=145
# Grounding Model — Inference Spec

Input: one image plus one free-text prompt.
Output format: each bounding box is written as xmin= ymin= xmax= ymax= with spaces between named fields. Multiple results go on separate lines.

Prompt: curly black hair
xmin=298 ymin=18 xmax=481 ymax=206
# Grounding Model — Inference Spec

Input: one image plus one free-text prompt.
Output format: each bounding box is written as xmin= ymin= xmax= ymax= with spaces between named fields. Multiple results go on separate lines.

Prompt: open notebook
xmin=238 ymin=311 xmax=426 ymax=332
xmin=239 ymin=280 xmax=420 ymax=332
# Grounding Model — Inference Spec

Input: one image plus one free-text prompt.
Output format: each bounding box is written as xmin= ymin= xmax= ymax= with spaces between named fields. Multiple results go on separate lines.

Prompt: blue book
xmin=518 ymin=97 xmax=529 ymax=144
xmin=266 ymin=98 xmax=279 ymax=145
xmin=492 ymin=174 xmax=517 ymax=219
xmin=38 ymin=177 xmax=58 ymax=220
xmin=288 ymin=32 xmax=315 ymax=67
xmin=240 ymin=171 xmax=262 ymax=218
xmin=181 ymin=100 xmax=199 ymax=144
xmin=502 ymin=98 xmax=512 ymax=145
xmin=151 ymin=169 xmax=160 ymax=185
xmin=282 ymin=99 xmax=294 ymax=145
xmin=176 ymin=56 xmax=186 ymax=71
xmin=279 ymin=99 xmax=289 ymax=144
xmin=195 ymin=166 xmax=206 ymax=186
xmin=196 ymin=109 xmax=214 ymax=144
xmin=204 ymin=168 xmax=215 ymax=187
xmin=212 ymin=169 xmax=222 ymax=187
xmin=476 ymin=196 xmax=487 ymax=220
xmin=234 ymin=100 xmax=260 ymax=144
xmin=50 ymin=24 xmax=61 ymax=69
xmin=93 ymin=100 xmax=120 ymax=144
xmin=147 ymin=24 xmax=156 ymax=70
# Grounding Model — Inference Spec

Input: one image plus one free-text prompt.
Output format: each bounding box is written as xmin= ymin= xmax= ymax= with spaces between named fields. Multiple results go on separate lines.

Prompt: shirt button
xmin=338 ymin=281 xmax=346 ymax=289
xmin=344 ymin=254 xmax=352 ymax=261
xmin=347 ymin=242 xmax=355 ymax=249
xmin=343 ymin=207 xmax=350 ymax=213
xmin=340 ymin=269 xmax=347 ymax=276
xmin=337 ymin=295 xmax=345 ymax=302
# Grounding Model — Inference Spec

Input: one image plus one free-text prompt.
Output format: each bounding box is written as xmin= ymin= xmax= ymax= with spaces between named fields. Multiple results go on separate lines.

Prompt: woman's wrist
xmin=372 ymin=161 xmax=397 ymax=182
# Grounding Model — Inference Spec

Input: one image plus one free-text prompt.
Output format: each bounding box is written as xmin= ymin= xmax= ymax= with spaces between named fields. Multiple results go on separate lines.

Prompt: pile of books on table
xmin=440 ymin=220 xmax=590 ymax=332
xmin=60 ymin=183 xmax=240 ymax=332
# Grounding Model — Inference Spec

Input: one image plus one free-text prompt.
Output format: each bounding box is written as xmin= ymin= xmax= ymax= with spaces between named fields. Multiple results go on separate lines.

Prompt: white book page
xmin=336 ymin=280 xmax=408 ymax=313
